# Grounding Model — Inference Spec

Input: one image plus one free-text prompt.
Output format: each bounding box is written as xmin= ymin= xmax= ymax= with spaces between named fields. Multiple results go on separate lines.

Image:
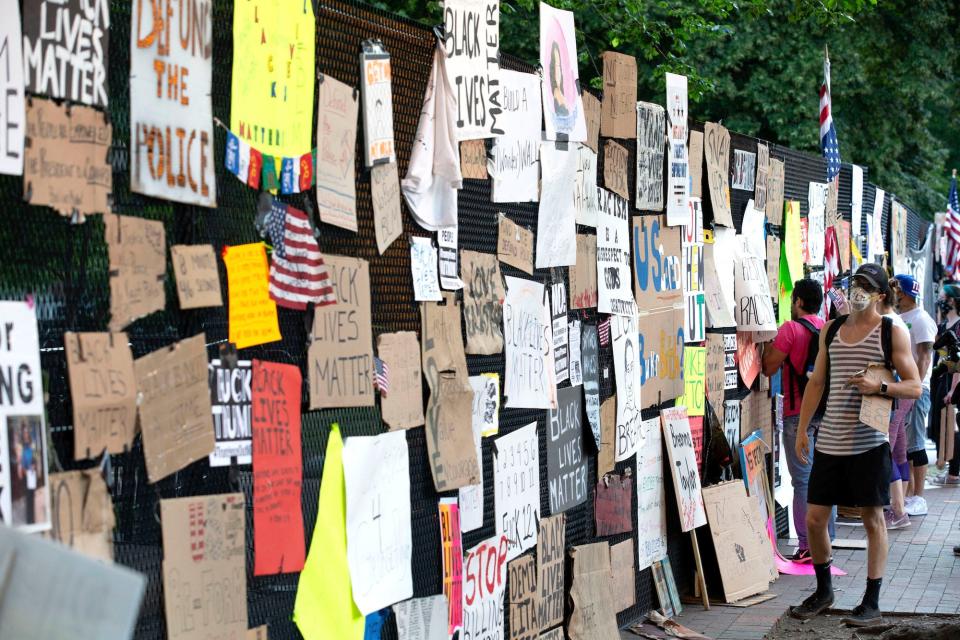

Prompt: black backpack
xmin=819 ymin=314 xmax=895 ymax=416
xmin=785 ymin=317 xmax=821 ymax=414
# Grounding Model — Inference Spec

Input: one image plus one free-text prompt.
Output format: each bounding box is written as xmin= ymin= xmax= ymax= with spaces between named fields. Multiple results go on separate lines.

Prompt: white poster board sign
xmin=612 ymin=314 xmax=642 ymax=461
xmin=807 ymin=182 xmax=828 ymax=265
xmin=665 ymin=73 xmax=689 ymax=226
xmin=637 ymin=416 xmax=667 ymax=570
xmin=503 ymin=276 xmax=556 ymax=409
xmin=493 ymin=423 xmax=540 ymax=561
xmin=597 ymin=187 xmax=638 ymax=317
xmin=489 ymin=70 xmax=541 ymax=203
xmin=536 ymin=144 xmax=578 ymax=268
xmin=539 ymin=2 xmax=586 ymax=141
xmin=442 ymin=0 xmax=501 ymax=140
xmin=734 ymin=236 xmax=777 ymax=333
xmin=660 ymin=406 xmax=707 ymax=532
xmin=0 ymin=0 xmax=24 ymax=176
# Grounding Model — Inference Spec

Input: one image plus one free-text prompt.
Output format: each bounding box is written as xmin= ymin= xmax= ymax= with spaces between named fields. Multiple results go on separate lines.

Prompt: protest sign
xmin=540 ymin=2 xmax=587 ymax=141
xmin=653 ymin=558 xmax=683 ymax=618
xmin=570 ymin=234 xmax=598 ymax=309
xmin=583 ymin=324 xmax=601 ymax=447
xmin=601 ymin=51 xmax=637 ymax=138
xmin=610 ymin=541 xmax=637 ymax=612
xmin=604 ymin=140 xmax=630 ymax=201
xmin=598 ymin=188 xmax=637 ymax=316
xmin=252 ymin=360 xmax=304 ymax=576
xmin=223 ymin=243 xmax=281 ymax=349
xmin=0 ymin=1 xmax=24 ymax=175
xmin=613 ymin=315 xmax=643 ymax=461
xmin=665 ymin=73 xmax=689 ymax=226
xmin=767 ymin=158 xmax=785 ymax=225
xmin=489 ymin=70 xmax=541 ymax=203
xmin=471 ymin=373 xmax=501 ymax=437
xmin=439 ymin=498 xmax=464 ymax=637
xmin=704 ymin=122 xmax=732 ymax=227
xmin=509 ymin=554 xmax=540 ymax=640
xmin=208 ymin=358 xmax=252 ymax=466
xmin=598 ymin=396 xmax=617 ymax=476
xmin=767 ymin=235 xmax=781 ymax=298
xmin=498 ymin=214 xmax=535 ymax=274
xmin=595 ymin=473 xmax=633 ymax=536
xmin=411 ymin=236 xmax=443 ymax=301
xmin=504 ymin=276 xmax=556 ymax=409
xmin=421 ymin=292 xmax=470 ymax=390
xmin=537 ymin=144 xmax=578 ymax=268
xmin=426 ymin=372 xmax=478 ymax=492
xmin=633 ymin=215 xmax=683 ymax=312
xmin=724 ymin=399 xmax=741 ymax=450
xmin=317 ymin=76 xmax=359 ymax=231
xmin=661 ymin=406 xmax=707 ymax=531
xmin=393 ymin=595 xmax=448 ymax=640
xmin=689 ymin=129 xmax=704 ymax=198
xmin=437 ymin=226 xmax=464 ymax=291
xmin=574 ymin=144 xmax=600 ymax=226
xmin=494 ymin=423 xmax=539 ymax=561
xmin=105 ymin=214 xmax=166 ymax=331
xmin=637 ymin=306 xmax=684 ymax=408
xmin=705 ymin=334 xmax=727 ymax=424
xmin=891 ymin=200 xmax=909 ymax=273
xmin=682 ymin=204 xmax=706 ymax=342
xmin=463 ymin=535 xmax=509 ymax=640
xmin=551 ymin=280 xmax=569 ymax=383
xmin=704 ymin=227 xmax=737 ymax=328
xmin=46 ymin=469 xmax=114 ymax=561
xmin=568 ymin=542 xmax=619 ymax=640
xmin=377 ymin=332 xmax=425 ymax=430
xmin=583 ymin=90 xmax=601 ymax=152
xmin=635 ymin=102 xmax=666 ymax=211
xmin=548 ymin=386 xmax=588 ymax=513
xmin=537 ymin=513 xmax=566 ymax=629
xmin=462 ymin=250 xmax=506 ymax=354
xmin=808 ymin=182 xmax=828 ymax=265
xmin=734 ymin=238 xmax=777 ymax=333
xmin=372 ymin=162 xmax=403 ymax=253
xmin=678 ymin=346 xmax=706 ymax=417
xmin=442 ymin=0 xmax=501 ymax=140
xmin=754 ymin=144 xmax=769 ymax=210
xmin=731 ymin=150 xmax=756 ymax=191
xmin=461 ymin=139 xmax=488 ymax=179
xmin=360 ymin=43 xmax=396 ymax=166
xmin=637 ymin=416 xmax=667 ymax=570
xmin=569 ymin=319 xmax=583 ymax=386
xmin=172 ymin=245 xmax=222 ymax=309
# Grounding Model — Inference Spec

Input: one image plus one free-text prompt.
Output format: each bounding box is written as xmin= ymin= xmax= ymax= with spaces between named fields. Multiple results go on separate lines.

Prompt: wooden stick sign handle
xmin=690 ymin=530 xmax=710 ymax=610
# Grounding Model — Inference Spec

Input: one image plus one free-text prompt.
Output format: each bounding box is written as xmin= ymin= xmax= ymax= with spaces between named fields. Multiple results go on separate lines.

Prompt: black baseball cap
xmin=852 ymin=263 xmax=891 ymax=295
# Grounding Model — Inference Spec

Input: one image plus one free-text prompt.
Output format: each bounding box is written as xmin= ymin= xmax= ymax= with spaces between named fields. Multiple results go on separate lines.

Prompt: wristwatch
xmin=880 ymin=381 xmax=889 ymax=395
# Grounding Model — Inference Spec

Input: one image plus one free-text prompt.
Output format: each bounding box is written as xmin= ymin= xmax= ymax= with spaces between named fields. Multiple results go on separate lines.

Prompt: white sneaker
xmin=905 ymin=496 xmax=928 ymax=516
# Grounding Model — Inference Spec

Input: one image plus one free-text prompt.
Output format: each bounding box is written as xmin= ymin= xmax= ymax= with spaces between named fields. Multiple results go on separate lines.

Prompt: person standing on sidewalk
xmin=894 ymin=274 xmax=937 ymax=517
xmin=790 ymin=264 xmax=921 ymax=627
xmin=761 ymin=279 xmax=835 ymax=561
xmin=931 ymin=283 xmax=960 ymax=485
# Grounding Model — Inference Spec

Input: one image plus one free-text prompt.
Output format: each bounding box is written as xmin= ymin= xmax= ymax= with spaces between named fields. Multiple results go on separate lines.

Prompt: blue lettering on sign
xmin=634 ymin=217 xmax=681 ymax=296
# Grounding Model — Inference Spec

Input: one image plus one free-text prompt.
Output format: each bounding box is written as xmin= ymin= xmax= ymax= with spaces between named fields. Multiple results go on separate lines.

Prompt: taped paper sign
xmin=637 ymin=416 xmax=667 ymax=570
xmin=637 ymin=306 xmax=684 ymax=409
xmin=471 ymin=373 xmax=501 ymax=437
xmin=704 ymin=226 xmax=737 ymax=328
xmin=598 ymin=396 xmax=617 ymax=476
xmin=598 ymin=187 xmax=637 ymax=316
xmin=540 ymin=2 xmax=587 ymax=141
xmin=462 ymin=250 xmax=506 ymax=354
xmin=595 ymin=473 xmax=633 ymax=537
xmin=724 ymin=399 xmax=741 ymax=449
xmin=613 ymin=314 xmax=643 ymax=461
xmin=661 ymin=406 xmax=707 ymax=531
xmin=161 ymin=494 xmax=247 ymax=639
xmin=705 ymin=333 xmax=726 ymax=425
xmin=0 ymin=303 xmax=50 ymax=533
xmin=569 ymin=319 xmax=583 ymax=386
xmin=0 ymin=0 xmax=24 ymax=175
xmin=734 ymin=237 xmax=777 ymax=333
xmin=317 ymin=76 xmax=359 ymax=231
xmin=426 ymin=372 xmax=478 ymax=492
xmin=689 ymin=129 xmax=704 ymax=198
xmin=135 ymin=334 xmax=214 ymax=483
xmin=460 ymin=140 xmax=489 ymax=179
xmin=636 ymin=102 xmax=665 ymax=211
xmin=737 ymin=332 xmax=760 ymax=388
xmin=438 ymin=226 xmax=464 ymax=290
xmin=682 ymin=199 xmax=706 ymax=342
xmin=568 ymin=542 xmax=619 ymax=640
xmin=23 ymin=98 xmax=111 ymax=220
xmin=731 ymin=150 xmax=756 ymax=191
xmin=231 ymin=0 xmax=315 ymax=158
xmin=372 ymin=162 xmax=403 ymax=254
xmin=601 ymin=51 xmax=637 ymax=138
xmin=723 ymin=333 xmax=739 ymax=391
xmin=46 ymin=469 xmax=114 ymax=560
xmin=537 ymin=513 xmax=566 ymax=629
xmin=677 ymin=346 xmax=706 ymax=417
xmin=360 ymin=42 xmax=396 ymax=166
xmin=508 ymin=554 xmax=540 ymax=640
xmin=494 ymin=422 xmax=539 ymax=561
xmin=548 ymin=386 xmax=588 ymax=514
xmin=171 ymin=245 xmax=222 ymax=309
xmin=439 ymin=498 xmax=464 ymax=637
xmin=633 ymin=215 xmax=683 ymax=312
xmin=891 ymin=200 xmax=909 ymax=274
xmin=105 ymin=214 xmax=166 ymax=331
xmin=393 ymin=595 xmax=447 ymax=640
xmin=489 ymin=70 xmax=541 ymax=203
xmin=343 ymin=430 xmax=414 ymax=614
xmin=377 ymin=332 xmax=425 ymax=430
xmin=704 ymin=122 xmax=732 ymax=227
xmin=570 ymin=234 xmax=598 ymax=309
xmin=23 ymin=0 xmax=109 ymax=107
xmin=582 ymin=90 xmax=601 ymax=152
xmin=767 ymin=158 xmax=785 ymax=225
xmin=604 ymin=140 xmax=630 ymax=201
xmin=537 ymin=144 xmax=578 ymax=268
xmin=766 ymin=236 xmax=781 ymax=298
xmin=208 ymin=358 xmax=252 ymax=466
xmin=411 ymin=236 xmax=443 ymax=301
xmin=504 ymin=276 xmax=556 ymax=409
xmin=498 ymin=214 xmax=534 ymax=274
xmin=583 ymin=324 xmax=601 ymax=448
xmin=463 ymin=535 xmax=509 ymax=640
xmin=442 ymin=0 xmax=501 ymax=140
xmin=551 ymin=281 xmax=569 ymax=383
xmin=574 ymin=144 xmax=600 ymax=226
xmin=807 ymin=182 xmax=829 ymax=265
xmin=130 ymin=0 xmax=215 ymax=207
xmin=309 ymin=255 xmax=375 ymax=408
xmin=223 ymin=243 xmax=281 ymax=350
xmin=665 ymin=73 xmax=689 ymax=226
xmin=755 ymin=144 xmax=769 ymax=210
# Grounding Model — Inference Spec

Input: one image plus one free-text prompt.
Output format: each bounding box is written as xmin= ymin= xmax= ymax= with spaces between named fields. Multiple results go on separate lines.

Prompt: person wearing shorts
xmin=880 ymin=286 xmax=912 ymax=529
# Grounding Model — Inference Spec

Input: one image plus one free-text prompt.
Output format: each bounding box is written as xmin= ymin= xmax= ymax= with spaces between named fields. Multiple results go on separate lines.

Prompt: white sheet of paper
xmin=597 ymin=187 xmax=638 ymax=317
xmin=489 ymin=69 xmax=541 ymax=203
xmin=741 ymin=198 xmax=766 ymax=259
xmin=503 ymin=276 xmax=557 ymax=409
xmin=0 ymin=0 xmax=25 ymax=176
xmin=539 ymin=2 xmax=587 ymax=142
xmin=536 ymin=143 xmax=578 ymax=268
xmin=807 ymin=182 xmax=828 ymax=265
xmin=851 ymin=164 xmax=864 ymax=235
xmin=704 ymin=226 xmax=737 ymax=329
xmin=613 ymin=314 xmax=643 ymax=461
xmin=870 ymin=187 xmax=886 ymax=261
xmin=459 ymin=374 xmax=499 ymax=532
xmin=637 ymin=416 xmax=667 ymax=570
xmin=393 ymin=595 xmax=448 ymax=640
xmin=410 ymin=236 xmax=443 ymax=301
xmin=442 ymin=0 xmax=500 ymax=140
xmin=342 ymin=430 xmax=414 ymax=614
xmin=574 ymin=144 xmax=600 ymax=227
xmin=733 ymin=236 xmax=777 ymax=333
xmin=665 ymin=73 xmax=689 ymax=226
xmin=660 ymin=406 xmax=707 ymax=532
xmin=568 ymin=319 xmax=583 ymax=387
xmin=494 ymin=423 xmax=539 ymax=561
xmin=462 ymin=535 xmax=509 ymax=638
xmin=438 ymin=226 xmax=464 ymax=290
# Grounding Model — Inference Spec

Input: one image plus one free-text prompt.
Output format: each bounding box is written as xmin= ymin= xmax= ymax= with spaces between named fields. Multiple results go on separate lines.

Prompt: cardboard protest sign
xmin=598 ymin=395 xmax=617 ymax=476
xmin=498 ymin=214 xmax=534 ymax=274
xmin=665 ymin=73 xmax=689 ymax=226
xmin=23 ymin=98 xmax=111 ymax=221
xmin=598 ymin=188 xmax=638 ymax=316
xmin=604 ymin=140 xmax=630 ymax=201
xmin=595 ymin=473 xmax=633 ymax=536
xmin=462 ymin=250 xmax=506 ymax=354
xmin=610 ymin=541 xmax=637 ymax=613
xmin=807 ymin=182 xmax=828 ymax=265
xmin=421 ymin=293 xmax=470 ymax=388
xmin=661 ymin=406 xmax=707 ymax=531
xmin=568 ymin=542 xmax=619 ymax=640
xmin=740 ymin=392 xmax=772 ymax=445
xmin=637 ymin=416 xmax=668 ymax=570
xmin=252 ymin=360 xmax=304 ymax=576
xmin=343 ymin=430 xmax=413 ymax=614
xmin=574 ymin=144 xmax=600 ymax=227
xmin=317 ymin=76 xmax=359 ymax=231
xmin=766 ymin=158 xmax=785 ymax=225
xmin=461 ymin=140 xmax=489 ymax=179
xmin=582 ymin=90 xmax=601 ymax=153
xmin=766 ymin=236 xmax=781 ymax=298
xmin=633 ymin=215 xmax=683 ymax=312
xmin=537 ymin=144 xmax=578 ymax=268
xmin=46 ymin=469 xmax=114 ymax=561
xmin=704 ymin=122 xmax=732 ymax=227
xmin=394 ymin=595 xmax=448 ymax=640
xmin=548 ymin=386 xmax=588 ymax=513
xmin=309 ymin=255 xmax=375 ymax=408
xmin=135 ymin=334 xmax=214 ymax=483
xmin=705 ymin=333 xmax=727 ymax=425
xmin=689 ymin=129 xmax=704 ymax=198
xmin=231 ymin=0 xmax=314 ymax=158
xmin=208 ymin=358 xmax=252 ymax=466
xmin=376 ymin=332 xmax=425 ymax=430
xmin=703 ymin=481 xmax=774 ymax=603
xmin=130 ymin=0 xmax=215 ymax=206
xmin=426 ymin=372 xmax=478 ymax=492
xmin=540 ymin=2 xmax=587 ymax=141
xmin=537 ymin=513 xmax=566 ymax=629
xmin=600 ymin=52 xmax=637 ymax=138
xmin=504 ymin=276 xmax=556 ymax=409
xmin=105 ymin=214 xmax=166 ymax=331
xmin=171 ymin=245 xmax=222 ymax=309
xmin=162 ymin=493 xmax=247 ymax=639
xmin=0 ymin=525 xmax=145 ymax=639
xmin=0 ymin=0 xmax=24 ymax=175
xmin=891 ymin=200 xmax=909 ymax=274
xmin=509 ymin=554 xmax=540 ymax=640
xmin=860 ymin=364 xmax=895 ymax=433
xmin=442 ymin=0 xmax=501 ymax=140
xmin=463 ymin=535 xmax=509 ymax=640
xmin=223 ymin=243 xmax=281 ymax=349
xmin=636 ymin=102 xmax=666 ymax=211
xmin=494 ymin=422 xmax=540 ymax=561
xmin=837 ymin=219 xmax=851 ymax=272
xmin=65 ymin=332 xmax=137 ymax=460
xmin=23 ymin=0 xmax=109 ymax=107
xmin=0 ymin=303 xmax=50 ymax=533
xmin=731 ymin=150 xmax=756 ymax=191
xmin=583 ymin=324 xmax=602 ymax=447
xmin=678 ymin=346 xmax=706 ymax=417
xmin=490 ymin=70 xmax=542 ymax=203
xmin=570 ymin=234 xmax=598 ymax=309
xmin=551 ymin=280 xmax=569 ymax=383
xmin=636 ymin=306 xmax=684 ymax=408
xmin=439 ymin=498 xmax=464 ymax=638
xmin=372 ymin=162 xmax=403 ymax=254
xmin=613 ymin=314 xmax=643 ymax=461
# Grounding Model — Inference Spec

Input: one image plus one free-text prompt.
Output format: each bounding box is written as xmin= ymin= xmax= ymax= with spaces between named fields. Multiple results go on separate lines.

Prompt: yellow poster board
xmin=230 ymin=0 xmax=316 ymax=158
xmin=223 ymin=243 xmax=281 ymax=349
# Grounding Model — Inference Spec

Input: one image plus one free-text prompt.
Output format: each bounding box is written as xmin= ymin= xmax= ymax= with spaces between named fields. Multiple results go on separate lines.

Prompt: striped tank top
xmin=815 ymin=321 xmax=889 ymax=456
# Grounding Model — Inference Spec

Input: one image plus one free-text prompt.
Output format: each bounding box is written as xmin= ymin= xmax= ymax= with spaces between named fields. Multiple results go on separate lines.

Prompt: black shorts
xmin=808 ymin=443 xmax=891 ymax=508
xmin=908 ymin=448 xmax=929 ymax=466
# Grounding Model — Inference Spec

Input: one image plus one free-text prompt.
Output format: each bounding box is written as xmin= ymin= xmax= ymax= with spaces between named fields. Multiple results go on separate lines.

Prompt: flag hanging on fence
xmin=598 ymin=318 xmax=611 ymax=346
xmin=265 ymin=199 xmax=336 ymax=310
xmin=374 ymin=357 xmax=389 ymax=396
xmin=820 ymin=50 xmax=842 ymax=183
xmin=944 ymin=171 xmax=960 ymax=276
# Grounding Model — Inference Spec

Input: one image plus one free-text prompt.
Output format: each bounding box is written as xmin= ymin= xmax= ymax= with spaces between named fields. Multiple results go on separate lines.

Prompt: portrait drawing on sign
xmin=544 ymin=18 xmax=578 ymax=133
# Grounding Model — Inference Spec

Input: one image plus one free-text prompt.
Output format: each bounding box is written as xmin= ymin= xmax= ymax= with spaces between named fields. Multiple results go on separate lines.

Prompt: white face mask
xmin=848 ymin=286 xmax=874 ymax=311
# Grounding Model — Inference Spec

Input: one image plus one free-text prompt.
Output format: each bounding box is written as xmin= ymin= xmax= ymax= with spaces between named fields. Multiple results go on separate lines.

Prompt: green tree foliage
xmin=375 ymin=0 xmax=957 ymax=217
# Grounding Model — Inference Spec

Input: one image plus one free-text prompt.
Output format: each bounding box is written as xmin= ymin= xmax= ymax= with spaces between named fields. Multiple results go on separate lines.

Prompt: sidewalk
xmin=623 ymin=482 xmax=960 ymax=639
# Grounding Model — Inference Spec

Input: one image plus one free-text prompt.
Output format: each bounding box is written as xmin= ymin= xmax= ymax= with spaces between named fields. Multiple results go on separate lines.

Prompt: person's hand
xmin=796 ymin=429 xmax=810 ymax=465
xmin=847 ymin=373 xmax=882 ymax=395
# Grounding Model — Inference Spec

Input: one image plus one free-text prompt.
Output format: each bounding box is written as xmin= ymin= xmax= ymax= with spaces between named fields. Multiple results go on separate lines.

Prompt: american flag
xmin=598 ymin=318 xmax=611 ymax=346
xmin=374 ymin=357 xmax=389 ymax=395
xmin=820 ymin=50 xmax=842 ymax=182
xmin=265 ymin=199 xmax=336 ymax=310
xmin=944 ymin=171 xmax=960 ymax=276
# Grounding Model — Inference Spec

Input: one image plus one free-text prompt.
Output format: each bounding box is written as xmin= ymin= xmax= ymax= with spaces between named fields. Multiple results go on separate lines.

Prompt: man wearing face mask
xmin=790 ymin=263 xmax=921 ymax=627
xmin=893 ymin=274 xmax=937 ymax=517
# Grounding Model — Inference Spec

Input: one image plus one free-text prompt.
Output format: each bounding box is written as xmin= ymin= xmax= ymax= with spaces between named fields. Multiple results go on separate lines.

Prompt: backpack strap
xmin=823 ymin=314 xmax=848 ymax=353
xmin=881 ymin=316 xmax=894 ymax=371
xmin=795 ymin=317 xmax=819 ymax=334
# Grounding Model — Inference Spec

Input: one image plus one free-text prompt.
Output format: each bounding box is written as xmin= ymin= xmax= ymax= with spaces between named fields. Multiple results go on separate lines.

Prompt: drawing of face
xmin=549 ymin=42 xmax=569 ymax=116
xmin=624 ymin=338 xmax=636 ymax=407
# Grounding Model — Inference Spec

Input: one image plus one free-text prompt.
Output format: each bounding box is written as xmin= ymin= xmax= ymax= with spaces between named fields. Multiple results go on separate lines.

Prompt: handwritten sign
xmin=393 ymin=595 xmax=447 ymax=640
xmin=463 ymin=535 xmax=509 ymax=640
xmin=583 ymin=324 xmax=601 ymax=447
xmin=161 ymin=494 xmax=247 ymax=639
xmin=731 ymin=150 xmax=756 ymax=191
xmin=222 ymin=244 xmax=281 ymax=349
xmin=637 ymin=416 xmax=667 ymax=570
xmin=439 ymin=499 xmax=464 ymax=637
xmin=704 ymin=226 xmax=737 ymax=328
xmin=766 ymin=158 xmax=785 ymax=225
xmin=689 ymin=129 xmax=704 ymax=198
xmin=551 ymin=281 xmax=569 ymax=383
xmin=105 ymin=214 xmax=166 ymax=331
xmin=498 ymin=214 xmax=534 ymax=274
xmin=582 ymin=90 xmax=601 ymax=152
xmin=574 ymin=144 xmax=600 ymax=226
xmin=613 ymin=315 xmax=643 ymax=461
xmin=705 ymin=334 xmax=726 ymax=424
xmin=135 ymin=334 xmax=214 ymax=483
xmin=0 ymin=1 xmax=24 ymax=175
xmin=570 ymin=234 xmax=598 ymax=309
xmin=471 ymin=373 xmax=500 ymax=437
xmin=537 ymin=513 xmax=566 ymax=629
xmin=317 ymin=76 xmax=359 ymax=231
xmin=508 ymin=554 xmax=540 ymax=640
xmin=494 ymin=422 xmax=539 ymax=561
xmin=604 ymin=140 xmax=630 ymax=201
xmin=443 ymin=0 xmax=501 ymax=140
xmin=427 ymin=372 xmax=478 ymax=492
xmin=540 ymin=2 xmax=587 ymax=141
xmin=860 ymin=364 xmax=894 ymax=433
xmin=598 ymin=187 xmax=637 ymax=316
xmin=377 ymin=332 xmax=425 ymax=430
xmin=360 ymin=44 xmax=396 ymax=166
xmin=504 ymin=276 xmax=556 ymax=409
xmin=23 ymin=98 xmax=111 ymax=220
xmin=568 ymin=543 xmax=619 ymax=640
xmin=569 ymin=319 xmax=583 ymax=386
xmin=65 ymin=332 xmax=137 ymax=460
xmin=372 ymin=162 xmax=403 ymax=254
xmin=309 ymin=255 xmax=375 ymax=408
xmin=599 ymin=396 xmax=617 ymax=476
xmin=633 ymin=215 xmax=683 ymax=312
xmin=208 ymin=358 xmax=252 ymax=466
xmin=704 ymin=122 xmax=732 ymax=227
xmin=343 ymin=430 xmax=413 ymax=614
xmin=490 ymin=70 xmax=541 ymax=203
xmin=171 ymin=245 xmax=222 ymax=309
xmin=682 ymin=198 xmax=706 ymax=342
xmin=462 ymin=250 xmax=506 ymax=354
xmin=678 ymin=346 xmax=706 ymax=417
xmin=807 ymin=182 xmax=828 ymax=264
xmin=754 ymin=144 xmax=769 ymax=210
xmin=600 ymin=51 xmax=637 ymax=138
xmin=661 ymin=406 xmax=707 ymax=531
xmin=252 ymin=360 xmax=304 ymax=576
xmin=537 ymin=144 xmax=577 ymax=268
xmin=411 ymin=237 xmax=443 ymax=301
xmin=46 ymin=469 xmax=113 ymax=560
xmin=734 ymin=238 xmax=777 ymax=333
xmin=460 ymin=139 xmax=489 ymax=179
xmin=595 ymin=473 xmax=633 ymax=536
xmin=130 ymin=0 xmax=215 ymax=206
xmin=637 ymin=306 xmax=684 ymax=408
xmin=548 ymin=386 xmax=588 ymax=513
xmin=636 ymin=102 xmax=665 ymax=211
xmin=724 ymin=399 xmax=741 ymax=449
xmin=665 ymin=73 xmax=689 ymax=225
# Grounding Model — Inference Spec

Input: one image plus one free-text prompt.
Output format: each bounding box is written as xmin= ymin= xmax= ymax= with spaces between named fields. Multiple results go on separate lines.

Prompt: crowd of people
xmin=758 ymin=263 xmax=960 ymax=627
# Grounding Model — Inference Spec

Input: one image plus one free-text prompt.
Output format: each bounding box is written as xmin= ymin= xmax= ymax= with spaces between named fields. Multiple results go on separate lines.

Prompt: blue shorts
xmin=907 ymin=387 xmax=931 ymax=454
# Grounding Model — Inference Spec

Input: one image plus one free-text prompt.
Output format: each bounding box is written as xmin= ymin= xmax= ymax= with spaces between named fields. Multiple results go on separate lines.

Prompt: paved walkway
xmin=623 ymin=479 xmax=960 ymax=639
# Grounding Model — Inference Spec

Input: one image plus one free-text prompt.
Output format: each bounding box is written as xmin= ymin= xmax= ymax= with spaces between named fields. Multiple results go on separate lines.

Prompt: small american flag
xmin=944 ymin=172 xmax=960 ymax=276
xmin=265 ymin=199 xmax=336 ymax=310
xmin=820 ymin=50 xmax=842 ymax=182
xmin=374 ymin=357 xmax=389 ymax=395
xmin=598 ymin=318 xmax=611 ymax=346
